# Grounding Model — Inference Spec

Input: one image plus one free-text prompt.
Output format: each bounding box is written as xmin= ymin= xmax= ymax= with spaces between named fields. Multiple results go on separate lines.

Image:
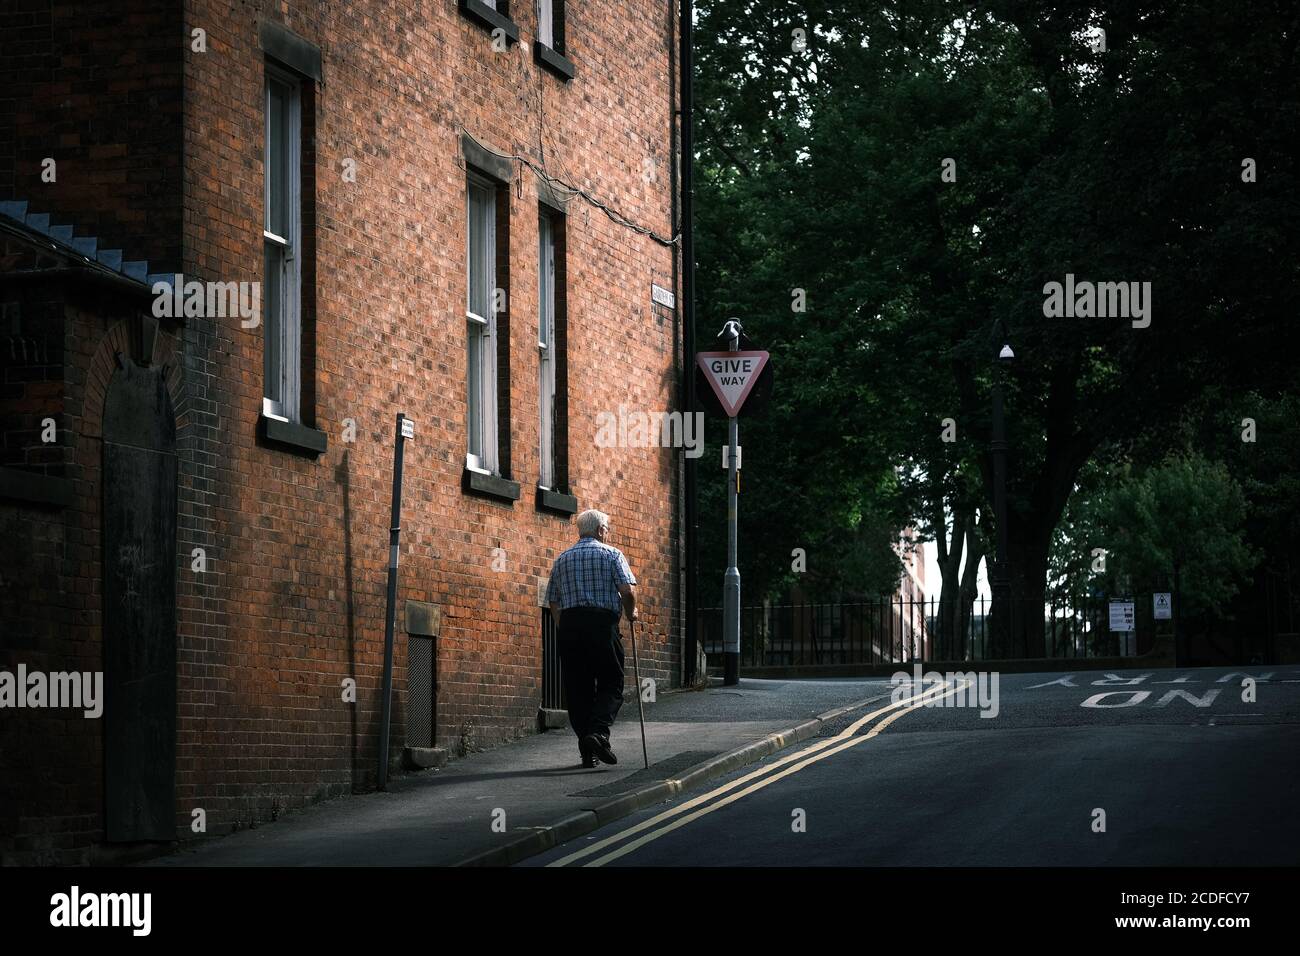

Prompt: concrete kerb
xmin=453 ymin=694 xmax=883 ymax=867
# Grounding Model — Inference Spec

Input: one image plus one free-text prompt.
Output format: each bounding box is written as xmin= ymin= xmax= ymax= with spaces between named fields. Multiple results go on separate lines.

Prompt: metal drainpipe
xmin=680 ymin=0 xmax=698 ymax=686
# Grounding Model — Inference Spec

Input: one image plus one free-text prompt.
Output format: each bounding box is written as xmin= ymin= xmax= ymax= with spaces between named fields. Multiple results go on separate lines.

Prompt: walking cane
xmin=629 ymin=616 xmax=650 ymax=769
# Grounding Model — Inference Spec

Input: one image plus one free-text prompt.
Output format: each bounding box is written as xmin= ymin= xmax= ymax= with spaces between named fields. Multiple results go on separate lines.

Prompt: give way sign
xmin=697 ymin=351 xmax=770 ymax=417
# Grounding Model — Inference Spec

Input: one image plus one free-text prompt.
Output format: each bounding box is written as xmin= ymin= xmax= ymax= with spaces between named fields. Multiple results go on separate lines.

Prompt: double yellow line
xmin=548 ymin=677 xmax=971 ymax=867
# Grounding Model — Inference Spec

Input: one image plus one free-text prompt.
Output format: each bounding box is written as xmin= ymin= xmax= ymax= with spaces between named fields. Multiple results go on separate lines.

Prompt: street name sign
xmin=697 ymin=351 xmax=770 ymax=417
xmin=651 ymin=283 xmax=676 ymax=309
xmin=1153 ymin=592 xmax=1172 ymax=620
xmin=1109 ymin=600 xmax=1135 ymax=632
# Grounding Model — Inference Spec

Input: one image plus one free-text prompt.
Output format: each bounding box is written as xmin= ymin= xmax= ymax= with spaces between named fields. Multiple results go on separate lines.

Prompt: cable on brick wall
xmin=457 ymin=125 xmax=680 ymax=248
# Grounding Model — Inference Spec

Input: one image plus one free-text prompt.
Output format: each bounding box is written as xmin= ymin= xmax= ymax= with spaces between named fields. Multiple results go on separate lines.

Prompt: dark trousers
xmin=557 ymin=607 xmax=625 ymax=742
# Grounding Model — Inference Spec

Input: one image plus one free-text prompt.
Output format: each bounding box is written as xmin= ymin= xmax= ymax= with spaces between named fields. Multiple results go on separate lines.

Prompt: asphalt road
xmin=523 ymin=665 xmax=1300 ymax=866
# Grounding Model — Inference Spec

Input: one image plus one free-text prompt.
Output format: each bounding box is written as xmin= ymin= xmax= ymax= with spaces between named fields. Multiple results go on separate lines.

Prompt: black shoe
xmin=579 ymin=737 xmax=598 ymax=768
xmin=584 ymin=732 xmax=617 ymax=765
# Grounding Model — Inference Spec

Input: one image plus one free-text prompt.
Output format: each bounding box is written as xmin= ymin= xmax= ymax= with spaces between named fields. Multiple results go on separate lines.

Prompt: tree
xmin=693 ymin=3 xmax=914 ymax=603
xmin=694 ymin=0 xmax=1300 ymax=657
xmin=1096 ymin=455 xmax=1256 ymax=621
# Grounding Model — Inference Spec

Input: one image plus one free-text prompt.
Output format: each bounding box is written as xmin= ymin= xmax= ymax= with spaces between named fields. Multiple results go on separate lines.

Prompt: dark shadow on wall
xmin=335 ymin=452 xmax=360 ymax=791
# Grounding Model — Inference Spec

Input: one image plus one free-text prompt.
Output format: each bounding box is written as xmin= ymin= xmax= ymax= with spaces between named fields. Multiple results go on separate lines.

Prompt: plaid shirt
xmin=545 ymin=536 xmax=637 ymax=616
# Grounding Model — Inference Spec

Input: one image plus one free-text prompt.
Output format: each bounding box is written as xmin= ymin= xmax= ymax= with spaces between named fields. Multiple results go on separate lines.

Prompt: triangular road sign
xmin=697 ymin=351 xmax=769 ymax=417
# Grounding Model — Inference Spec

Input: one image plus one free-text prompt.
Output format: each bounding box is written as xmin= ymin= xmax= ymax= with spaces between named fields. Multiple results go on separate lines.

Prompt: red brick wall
xmin=0 ymin=0 xmax=681 ymax=861
xmin=0 ymin=238 xmax=68 ymax=475
xmin=172 ymin=0 xmax=681 ymax=832
xmin=0 ymin=0 xmax=186 ymax=860
xmin=0 ymin=0 xmax=184 ymax=272
xmin=1 ymin=274 xmax=181 ymax=863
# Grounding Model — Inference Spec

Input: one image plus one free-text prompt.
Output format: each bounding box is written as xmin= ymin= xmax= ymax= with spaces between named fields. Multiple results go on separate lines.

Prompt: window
xmin=538 ymin=1 xmax=556 ymax=50
xmin=538 ymin=211 xmax=556 ymax=487
xmin=534 ymin=0 xmax=573 ymax=79
xmin=264 ymin=65 xmax=301 ymax=423
xmin=538 ymin=0 xmax=565 ymax=53
xmin=535 ymin=205 xmax=571 ymax=514
xmin=466 ymin=173 xmax=499 ymax=473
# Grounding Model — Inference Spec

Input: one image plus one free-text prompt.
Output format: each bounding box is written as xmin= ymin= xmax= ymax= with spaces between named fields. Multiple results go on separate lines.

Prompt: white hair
xmin=576 ymin=509 xmax=609 ymax=537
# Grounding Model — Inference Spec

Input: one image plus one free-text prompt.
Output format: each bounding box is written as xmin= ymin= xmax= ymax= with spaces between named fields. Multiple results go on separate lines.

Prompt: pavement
xmin=144 ymin=677 xmax=899 ymax=867
xmin=525 ymin=664 xmax=1300 ymax=867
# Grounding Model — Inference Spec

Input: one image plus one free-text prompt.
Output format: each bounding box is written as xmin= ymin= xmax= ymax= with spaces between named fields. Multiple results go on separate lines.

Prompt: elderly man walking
xmin=545 ymin=509 xmax=638 ymax=767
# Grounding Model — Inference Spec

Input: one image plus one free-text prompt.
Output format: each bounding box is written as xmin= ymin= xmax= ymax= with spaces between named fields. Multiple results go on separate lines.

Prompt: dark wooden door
xmin=102 ymin=357 xmax=177 ymax=842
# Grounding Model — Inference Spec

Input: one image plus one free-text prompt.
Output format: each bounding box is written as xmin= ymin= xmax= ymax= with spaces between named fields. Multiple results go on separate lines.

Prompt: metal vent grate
xmin=407 ymin=635 xmax=434 ymax=748
xmin=542 ymin=608 xmax=565 ymax=711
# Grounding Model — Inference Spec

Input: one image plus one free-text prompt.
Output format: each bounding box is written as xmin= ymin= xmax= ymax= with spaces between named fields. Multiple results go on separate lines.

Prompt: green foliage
xmin=693 ymin=0 xmax=1300 ymax=620
xmin=1047 ymin=459 xmax=1108 ymax=607
xmin=1094 ymin=455 xmax=1256 ymax=618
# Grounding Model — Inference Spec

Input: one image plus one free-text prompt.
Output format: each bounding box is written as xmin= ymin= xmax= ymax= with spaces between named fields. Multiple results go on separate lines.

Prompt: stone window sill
xmin=535 ymin=42 xmax=575 ymax=81
xmin=536 ymin=486 xmax=577 ymax=515
xmin=463 ymin=467 xmax=521 ymax=503
xmin=260 ymin=413 xmax=327 ymax=457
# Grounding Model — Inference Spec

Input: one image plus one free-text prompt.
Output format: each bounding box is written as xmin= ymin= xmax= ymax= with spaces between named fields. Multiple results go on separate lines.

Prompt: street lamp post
xmin=990 ymin=341 xmax=1013 ymax=659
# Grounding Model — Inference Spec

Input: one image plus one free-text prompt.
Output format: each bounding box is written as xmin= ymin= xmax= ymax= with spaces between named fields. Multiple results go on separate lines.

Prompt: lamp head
xmin=719 ymin=319 xmax=743 ymax=342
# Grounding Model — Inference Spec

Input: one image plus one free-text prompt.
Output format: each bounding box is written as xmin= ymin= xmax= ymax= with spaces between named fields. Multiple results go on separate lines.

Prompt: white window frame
xmin=538 ymin=0 xmax=554 ymax=49
xmin=538 ymin=212 xmax=557 ymax=488
xmin=466 ymin=172 xmax=499 ymax=474
xmin=264 ymin=64 xmax=302 ymax=423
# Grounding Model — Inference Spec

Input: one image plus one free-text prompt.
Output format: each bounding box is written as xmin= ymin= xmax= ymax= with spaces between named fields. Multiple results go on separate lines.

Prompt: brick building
xmin=0 ymin=0 xmax=685 ymax=863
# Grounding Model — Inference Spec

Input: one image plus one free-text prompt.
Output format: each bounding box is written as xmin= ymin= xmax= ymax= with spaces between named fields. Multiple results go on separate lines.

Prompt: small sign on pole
xmin=1153 ymin=592 xmax=1171 ymax=620
xmin=1108 ymin=600 xmax=1135 ymax=632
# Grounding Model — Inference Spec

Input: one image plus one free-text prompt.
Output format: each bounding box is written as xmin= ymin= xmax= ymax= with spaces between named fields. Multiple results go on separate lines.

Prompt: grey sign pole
xmin=722 ymin=320 xmax=741 ymax=685
xmin=378 ymin=413 xmax=414 ymax=790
